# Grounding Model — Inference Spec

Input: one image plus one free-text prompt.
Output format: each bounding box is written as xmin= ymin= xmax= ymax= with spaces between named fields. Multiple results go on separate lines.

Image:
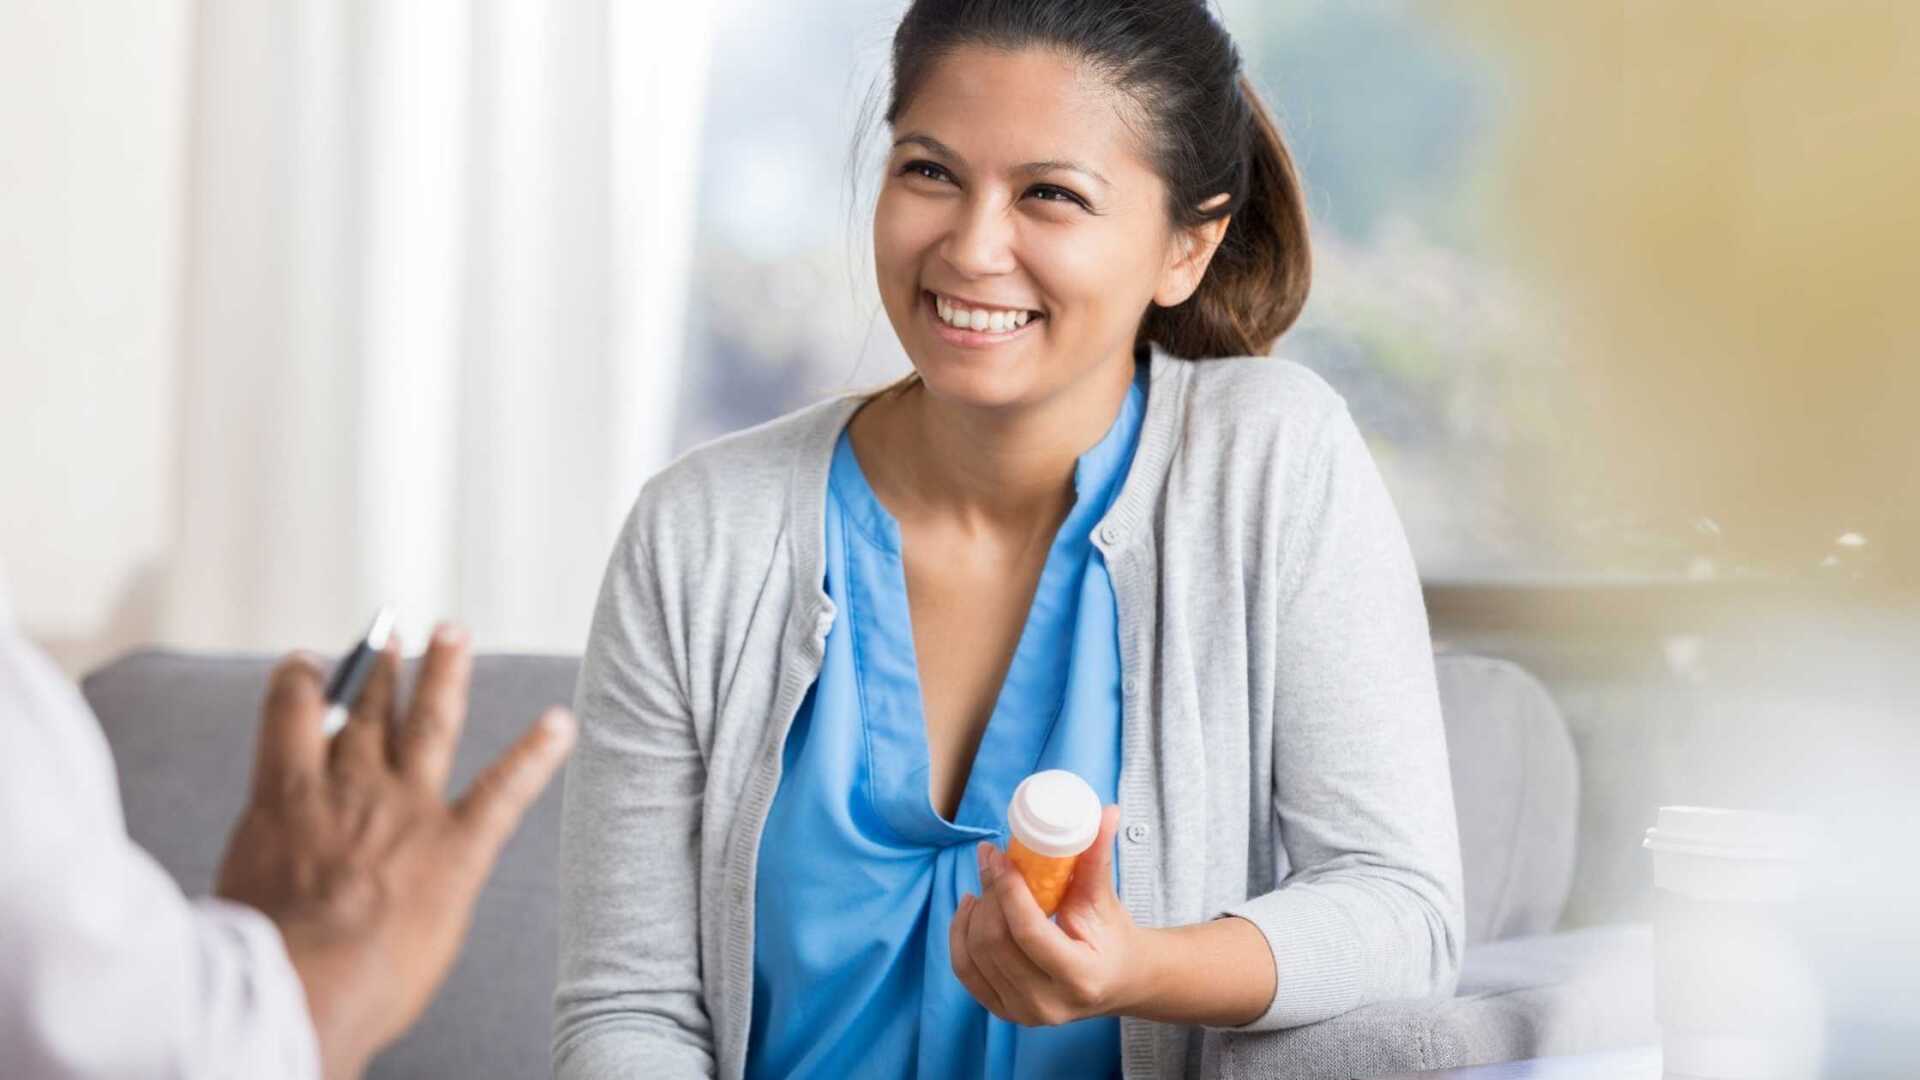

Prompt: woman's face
xmin=874 ymin=46 xmax=1215 ymax=411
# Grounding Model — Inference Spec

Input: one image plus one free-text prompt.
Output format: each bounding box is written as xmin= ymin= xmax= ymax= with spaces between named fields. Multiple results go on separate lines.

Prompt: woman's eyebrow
xmin=892 ymin=132 xmax=1110 ymax=189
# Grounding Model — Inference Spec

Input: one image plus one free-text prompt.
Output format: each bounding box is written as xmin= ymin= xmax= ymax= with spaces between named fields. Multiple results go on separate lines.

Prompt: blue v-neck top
xmin=746 ymin=363 xmax=1147 ymax=1080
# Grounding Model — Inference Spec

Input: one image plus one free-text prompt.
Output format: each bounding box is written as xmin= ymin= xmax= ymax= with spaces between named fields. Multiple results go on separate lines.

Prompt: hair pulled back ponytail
xmin=1139 ymin=73 xmax=1311 ymax=358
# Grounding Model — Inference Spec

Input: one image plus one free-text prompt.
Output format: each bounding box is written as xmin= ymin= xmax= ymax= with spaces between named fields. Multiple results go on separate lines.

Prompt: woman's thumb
xmin=1065 ymin=805 xmax=1122 ymax=904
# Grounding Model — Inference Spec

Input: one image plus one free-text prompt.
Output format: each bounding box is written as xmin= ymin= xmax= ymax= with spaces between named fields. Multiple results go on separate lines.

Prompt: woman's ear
xmin=1153 ymin=192 xmax=1232 ymax=308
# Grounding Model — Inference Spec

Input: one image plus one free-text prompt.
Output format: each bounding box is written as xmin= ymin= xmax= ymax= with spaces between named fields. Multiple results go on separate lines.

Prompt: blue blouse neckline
xmin=823 ymin=362 xmax=1148 ymax=841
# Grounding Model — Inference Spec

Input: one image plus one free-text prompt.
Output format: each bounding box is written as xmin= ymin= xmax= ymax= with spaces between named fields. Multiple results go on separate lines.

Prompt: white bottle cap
xmin=1007 ymin=770 xmax=1102 ymax=858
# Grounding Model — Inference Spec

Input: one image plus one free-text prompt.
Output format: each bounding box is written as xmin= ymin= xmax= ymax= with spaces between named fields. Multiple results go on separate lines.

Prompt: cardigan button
xmin=1098 ymin=523 xmax=1125 ymax=546
xmin=1122 ymin=675 xmax=1139 ymax=695
xmin=1124 ymin=823 xmax=1150 ymax=844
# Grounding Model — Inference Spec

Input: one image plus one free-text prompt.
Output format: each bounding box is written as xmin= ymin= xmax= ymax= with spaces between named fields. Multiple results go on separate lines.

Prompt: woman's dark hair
xmin=868 ymin=0 xmax=1311 ymax=359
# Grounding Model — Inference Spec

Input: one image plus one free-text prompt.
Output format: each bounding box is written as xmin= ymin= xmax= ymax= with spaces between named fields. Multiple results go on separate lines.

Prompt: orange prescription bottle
xmin=1004 ymin=769 xmax=1102 ymax=916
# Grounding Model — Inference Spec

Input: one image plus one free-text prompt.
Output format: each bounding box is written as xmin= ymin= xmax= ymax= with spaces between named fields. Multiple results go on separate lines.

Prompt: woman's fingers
xmin=1059 ymin=805 xmax=1122 ymax=911
xmin=958 ymin=843 xmax=1109 ymax=1026
xmin=989 ymin=847 xmax=1085 ymax=979
xmin=949 ymin=895 xmax=1008 ymax=1018
xmin=966 ymin=893 xmax=1033 ymax=1020
xmin=968 ymin=866 xmax=1065 ymax=1024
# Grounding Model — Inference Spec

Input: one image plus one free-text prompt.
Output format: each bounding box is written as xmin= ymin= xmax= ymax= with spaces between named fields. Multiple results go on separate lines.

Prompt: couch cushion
xmin=83 ymin=649 xmax=579 ymax=1080
xmin=1435 ymin=653 xmax=1580 ymax=945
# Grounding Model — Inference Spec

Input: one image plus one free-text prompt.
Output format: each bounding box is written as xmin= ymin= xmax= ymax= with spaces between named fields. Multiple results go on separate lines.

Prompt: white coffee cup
xmin=1643 ymin=806 xmax=1822 ymax=1078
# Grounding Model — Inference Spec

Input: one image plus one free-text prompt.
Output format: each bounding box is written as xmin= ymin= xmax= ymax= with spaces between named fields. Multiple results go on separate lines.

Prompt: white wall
xmin=1 ymin=0 xmax=191 ymax=657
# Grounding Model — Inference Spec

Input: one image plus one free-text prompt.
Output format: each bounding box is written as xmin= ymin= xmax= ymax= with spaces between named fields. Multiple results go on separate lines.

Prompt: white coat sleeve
xmin=0 ymin=609 xmax=321 ymax=1079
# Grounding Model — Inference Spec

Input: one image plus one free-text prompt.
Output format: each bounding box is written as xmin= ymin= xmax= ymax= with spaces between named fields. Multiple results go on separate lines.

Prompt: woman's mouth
xmin=923 ymin=290 xmax=1044 ymax=348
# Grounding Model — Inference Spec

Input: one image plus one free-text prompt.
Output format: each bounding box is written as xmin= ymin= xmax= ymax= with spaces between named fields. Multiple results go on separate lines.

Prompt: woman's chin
xmin=908 ymin=359 xmax=1038 ymax=411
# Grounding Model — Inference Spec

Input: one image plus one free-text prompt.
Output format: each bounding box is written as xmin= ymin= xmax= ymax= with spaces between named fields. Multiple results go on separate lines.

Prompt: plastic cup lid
xmin=1642 ymin=805 xmax=1817 ymax=861
xmin=1007 ymin=770 xmax=1102 ymax=858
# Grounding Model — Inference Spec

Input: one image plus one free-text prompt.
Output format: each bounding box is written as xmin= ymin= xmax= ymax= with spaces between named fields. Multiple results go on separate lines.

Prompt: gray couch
xmin=82 ymin=650 xmax=1655 ymax=1079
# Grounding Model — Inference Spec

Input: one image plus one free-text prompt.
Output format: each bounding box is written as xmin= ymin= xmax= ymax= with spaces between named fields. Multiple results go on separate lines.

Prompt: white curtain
xmin=163 ymin=0 xmax=709 ymax=654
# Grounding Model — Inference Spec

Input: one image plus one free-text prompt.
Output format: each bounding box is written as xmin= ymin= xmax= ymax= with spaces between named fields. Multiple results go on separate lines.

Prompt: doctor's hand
xmin=215 ymin=626 xmax=575 ymax=1080
xmin=950 ymin=805 xmax=1150 ymax=1027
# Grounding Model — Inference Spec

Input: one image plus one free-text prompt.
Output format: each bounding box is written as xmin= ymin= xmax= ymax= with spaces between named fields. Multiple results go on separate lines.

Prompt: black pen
xmin=320 ymin=607 xmax=396 ymax=737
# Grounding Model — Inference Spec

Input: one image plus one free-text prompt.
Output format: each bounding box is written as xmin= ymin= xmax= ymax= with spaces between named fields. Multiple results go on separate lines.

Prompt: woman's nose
xmin=938 ymin=198 xmax=1018 ymax=277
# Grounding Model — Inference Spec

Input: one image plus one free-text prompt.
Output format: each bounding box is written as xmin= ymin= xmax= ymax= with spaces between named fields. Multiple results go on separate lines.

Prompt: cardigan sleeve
xmin=1218 ymin=403 xmax=1467 ymax=1031
xmin=553 ymin=500 xmax=716 ymax=1078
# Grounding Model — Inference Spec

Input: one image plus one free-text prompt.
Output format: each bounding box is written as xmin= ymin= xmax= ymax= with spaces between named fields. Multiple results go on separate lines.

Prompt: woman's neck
xmin=855 ymin=357 xmax=1137 ymax=536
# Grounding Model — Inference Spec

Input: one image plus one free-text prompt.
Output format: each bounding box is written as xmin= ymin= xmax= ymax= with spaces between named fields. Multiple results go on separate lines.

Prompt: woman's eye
xmin=1028 ymin=185 xmax=1087 ymax=209
xmin=901 ymin=160 xmax=951 ymax=183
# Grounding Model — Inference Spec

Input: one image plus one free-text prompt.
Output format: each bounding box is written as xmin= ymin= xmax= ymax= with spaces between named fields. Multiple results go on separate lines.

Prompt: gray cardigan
xmin=554 ymin=344 xmax=1465 ymax=1079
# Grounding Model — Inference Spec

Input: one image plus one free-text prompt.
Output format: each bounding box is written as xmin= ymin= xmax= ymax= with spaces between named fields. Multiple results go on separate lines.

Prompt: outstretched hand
xmin=216 ymin=625 xmax=575 ymax=1080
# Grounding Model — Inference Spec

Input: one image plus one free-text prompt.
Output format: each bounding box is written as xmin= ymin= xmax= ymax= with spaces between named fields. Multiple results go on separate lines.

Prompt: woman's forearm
xmin=1114 ymin=915 xmax=1275 ymax=1027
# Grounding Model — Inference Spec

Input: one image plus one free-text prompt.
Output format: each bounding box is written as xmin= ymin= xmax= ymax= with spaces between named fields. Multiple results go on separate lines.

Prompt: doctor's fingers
xmin=332 ymin=634 xmax=399 ymax=776
xmin=387 ymin=622 xmax=466 ymax=791
xmin=255 ymin=653 xmax=330 ymax=795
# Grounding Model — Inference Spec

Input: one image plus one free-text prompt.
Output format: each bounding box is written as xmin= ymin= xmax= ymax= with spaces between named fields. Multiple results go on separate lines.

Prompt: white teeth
xmin=932 ymin=291 xmax=1037 ymax=333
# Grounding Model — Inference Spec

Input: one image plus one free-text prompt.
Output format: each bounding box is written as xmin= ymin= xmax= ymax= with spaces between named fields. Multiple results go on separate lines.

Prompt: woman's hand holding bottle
xmin=949 ymin=804 xmax=1147 ymax=1027
xmin=949 ymin=768 xmax=1277 ymax=1029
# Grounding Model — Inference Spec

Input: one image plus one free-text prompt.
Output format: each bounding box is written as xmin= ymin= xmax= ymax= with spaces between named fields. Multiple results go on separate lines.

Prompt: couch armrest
xmin=1204 ymin=923 xmax=1656 ymax=1080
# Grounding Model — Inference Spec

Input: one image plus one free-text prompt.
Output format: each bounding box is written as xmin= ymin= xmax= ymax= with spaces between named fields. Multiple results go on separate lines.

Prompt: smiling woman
xmin=866 ymin=10 xmax=1311 ymax=414
xmin=555 ymin=3 xmax=1463 ymax=1080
